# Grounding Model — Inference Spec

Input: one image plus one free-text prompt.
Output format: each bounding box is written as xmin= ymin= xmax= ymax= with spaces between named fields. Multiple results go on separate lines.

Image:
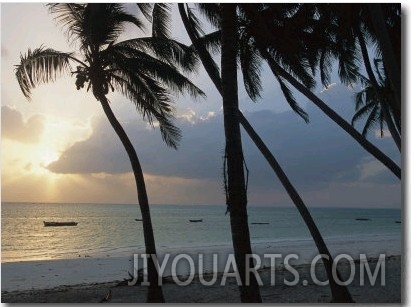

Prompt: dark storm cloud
xmin=47 ymin=113 xmax=226 ymax=178
xmin=47 ymin=85 xmax=400 ymax=192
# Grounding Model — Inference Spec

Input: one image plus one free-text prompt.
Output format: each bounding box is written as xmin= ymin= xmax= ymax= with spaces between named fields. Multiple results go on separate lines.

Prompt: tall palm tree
xmin=15 ymin=4 xmax=203 ymax=302
xmin=220 ymin=4 xmax=262 ymax=302
xmin=179 ymin=3 xmax=353 ymax=302
xmin=179 ymin=4 xmax=262 ymax=301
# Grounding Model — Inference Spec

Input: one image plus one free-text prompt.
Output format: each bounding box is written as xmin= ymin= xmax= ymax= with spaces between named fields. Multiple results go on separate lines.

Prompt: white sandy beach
xmin=1 ymin=233 xmax=400 ymax=292
xmin=1 ymin=255 xmax=401 ymax=303
xmin=1 ymin=234 xmax=401 ymax=303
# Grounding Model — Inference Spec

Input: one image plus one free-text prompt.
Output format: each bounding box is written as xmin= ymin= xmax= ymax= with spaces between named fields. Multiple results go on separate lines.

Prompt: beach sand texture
xmin=1 ymin=255 xmax=400 ymax=303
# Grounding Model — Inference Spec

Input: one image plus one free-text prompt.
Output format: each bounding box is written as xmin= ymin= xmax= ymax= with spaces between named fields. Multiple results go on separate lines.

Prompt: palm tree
xmin=354 ymin=24 xmax=401 ymax=150
xmin=179 ymin=3 xmax=353 ymax=302
xmin=352 ymin=59 xmax=400 ymax=146
xmin=181 ymin=3 xmax=400 ymax=179
xmin=15 ymin=4 xmax=203 ymax=302
xmin=220 ymin=4 xmax=262 ymax=302
xmin=310 ymin=3 xmax=401 ymax=151
xmin=241 ymin=4 xmax=401 ymax=179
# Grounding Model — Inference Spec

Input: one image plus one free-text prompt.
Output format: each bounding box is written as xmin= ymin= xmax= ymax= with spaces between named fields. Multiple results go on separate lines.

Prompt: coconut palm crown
xmin=16 ymin=3 xmax=204 ymax=149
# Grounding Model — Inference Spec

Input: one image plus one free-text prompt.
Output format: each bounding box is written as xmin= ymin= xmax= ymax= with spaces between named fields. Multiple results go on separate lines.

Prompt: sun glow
xmin=1 ymin=111 xmax=94 ymax=203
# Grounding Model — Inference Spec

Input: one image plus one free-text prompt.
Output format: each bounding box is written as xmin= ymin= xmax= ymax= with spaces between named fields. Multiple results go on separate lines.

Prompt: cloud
xmin=47 ymin=118 xmax=130 ymax=174
xmin=46 ymin=84 xmax=400 ymax=206
xmin=47 ymin=111 xmax=225 ymax=178
xmin=1 ymin=106 xmax=45 ymax=143
xmin=319 ymin=82 xmax=337 ymax=93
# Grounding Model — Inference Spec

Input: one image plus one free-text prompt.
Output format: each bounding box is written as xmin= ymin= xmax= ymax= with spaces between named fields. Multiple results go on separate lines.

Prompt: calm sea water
xmin=1 ymin=203 xmax=401 ymax=263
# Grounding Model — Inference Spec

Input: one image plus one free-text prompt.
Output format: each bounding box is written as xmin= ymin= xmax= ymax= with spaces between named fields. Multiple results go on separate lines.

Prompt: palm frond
xmin=319 ymin=49 xmax=332 ymax=87
xmin=197 ymin=3 xmax=221 ymax=29
xmin=113 ymin=37 xmax=199 ymax=73
xmin=108 ymin=46 xmax=205 ymax=99
xmin=136 ymin=3 xmax=154 ymax=22
xmin=352 ymin=96 xmax=374 ymax=125
xmin=362 ymin=106 xmax=379 ymax=137
xmin=239 ymin=34 xmax=263 ymax=102
xmin=267 ymin=48 xmax=315 ymax=90
xmin=186 ymin=5 xmax=205 ymax=37
xmin=50 ymin=4 xmax=144 ymax=51
xmin=352 ymin=85 xmax=385 ymax=138
xmin=274 ymin=72 xmax=309 ymax=123
xmin=84 ymin=4 xmax=144 ymax=47
xmin=193 ymin=30 xmax=221 ymax=55
xmin=15 ymin=46 xmax=73 ymax=99
xmin=158 ymin=116 xmax=182 ymax=150
xmin=379 ymin=104 xmax=385 ymax=137
xmin=179 ymin=3 xmax=221 ymax=91
xmin=110 ymin=72 xmax=181 ymax=149
xmin=373 ymin=58 xmax=386 ymax=84
xmin=337 ymin=44 xmax=359 ymax=85
xmin=106 ymin=47 xmax=205 ymax=146
xmin=152 ymin=3 xmax=171 ymax=39
xmin=48 ymin=3 xmax=85 ymax=46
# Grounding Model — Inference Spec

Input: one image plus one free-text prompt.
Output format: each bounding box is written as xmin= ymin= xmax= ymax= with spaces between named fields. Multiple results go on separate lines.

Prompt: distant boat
xmin=189 ymin=219 xmax=203 ymax=222
xmin=395 ymin=221 xmax=401 ymax=224
xmin=43 ymin=221 xmax=78 ymax=227
xmin=355 ymin=218 xmax=370 ymax=221
xmin=135 ymin=219 xmax=143 ymax=221
xmin=251 ymin=222 xmax=269 ymax=225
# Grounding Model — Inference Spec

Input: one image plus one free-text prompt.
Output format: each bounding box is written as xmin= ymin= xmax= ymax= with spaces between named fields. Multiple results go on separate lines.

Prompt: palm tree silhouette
xmin=367 ymin=4 xmax=401 ymax=116
xmin=241 ymin=4 xmax=400 ymax=179
xmin=312 ymin=3 xmax=401 ymax=151
xmin=15 ymin=4 xmax=204 ymax=302
xmin=220 ymin=4 xmax=262 ymax=302
xmin=181 ymin=3 xmax=400 ymax=179
xmin=352 ymin=59 xmax=399 ymax=140
xmin=179 ymin=3 xmax=353 ymax=302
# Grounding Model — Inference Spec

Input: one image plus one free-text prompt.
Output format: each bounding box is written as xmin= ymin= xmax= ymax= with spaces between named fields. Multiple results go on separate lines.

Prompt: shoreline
xmin=1 ymin=255 xmax=401 ymax=303
xmin=1 ymin=232 xmax=400 ymax=264
xmin=1 ymin=234 xmax=401 ymax=293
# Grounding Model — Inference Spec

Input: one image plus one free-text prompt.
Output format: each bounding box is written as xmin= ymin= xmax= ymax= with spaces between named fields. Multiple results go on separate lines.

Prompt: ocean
xmin=1 ymin=202 xmax=401 ymax=263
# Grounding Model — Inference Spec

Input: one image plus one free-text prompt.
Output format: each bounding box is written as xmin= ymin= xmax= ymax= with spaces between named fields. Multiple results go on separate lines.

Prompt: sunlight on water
xmin=1 ymin=203 xmax=401 ymax=263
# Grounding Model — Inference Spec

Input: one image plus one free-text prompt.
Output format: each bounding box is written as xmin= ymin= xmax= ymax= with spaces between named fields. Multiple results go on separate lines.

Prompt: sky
xmin=0 ymin=3 xmax=402 ymax=208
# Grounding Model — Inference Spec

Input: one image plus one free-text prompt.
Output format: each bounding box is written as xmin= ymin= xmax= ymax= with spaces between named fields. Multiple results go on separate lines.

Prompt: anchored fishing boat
xmin=189 ymin=219 xmax=203 ymax=223
xmin=43 ymin=221 xmax=78 ymax=227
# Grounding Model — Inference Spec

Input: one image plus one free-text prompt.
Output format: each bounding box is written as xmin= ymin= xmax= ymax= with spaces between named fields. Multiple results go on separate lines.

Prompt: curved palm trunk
xmin=221 ymin=4 xmax=262 ymax=303
xmin=180 ymin=4 xmax=352 ymax=302
xmin=356 ymin=25 xmax=401 ymax=151
xmin=97 ymin=92 xmax=164 ymax=303
xmin=239 ymin=112 xmax=354 ymax=302
xmin=262 ymin=51 xmax=401 ymax=180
